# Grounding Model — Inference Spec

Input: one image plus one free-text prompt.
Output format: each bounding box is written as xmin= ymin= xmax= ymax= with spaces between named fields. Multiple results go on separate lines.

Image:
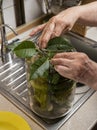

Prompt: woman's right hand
xmin=51 ymin=52 xmax=97 ymax=90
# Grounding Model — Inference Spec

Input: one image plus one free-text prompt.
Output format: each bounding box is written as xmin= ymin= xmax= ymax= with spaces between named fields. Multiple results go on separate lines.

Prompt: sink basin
xmin=64 ymin=32 xmax=97 ymax=63
xmin=0 ymin=32 xmax=96 ymax=130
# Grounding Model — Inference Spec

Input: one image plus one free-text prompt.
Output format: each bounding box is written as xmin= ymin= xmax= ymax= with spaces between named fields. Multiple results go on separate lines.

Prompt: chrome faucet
xmin=0 ymin=24 xmax=18 ymax=63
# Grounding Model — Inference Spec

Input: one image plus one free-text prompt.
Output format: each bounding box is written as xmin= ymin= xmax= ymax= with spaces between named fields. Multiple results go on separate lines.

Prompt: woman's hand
xmin=51 ymin=52 xmax=97 ymax=90
xmin=30 ymin=6 xmax=81 ymax=48
xmin=30 ymin=23 xmax=46 ymax=36
xmin=30 ymin=1 xmax=97 ymax=49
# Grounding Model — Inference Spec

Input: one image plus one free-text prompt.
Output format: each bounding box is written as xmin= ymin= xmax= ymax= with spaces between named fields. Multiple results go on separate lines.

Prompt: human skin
xmin=30 ymin=1 xmax=97 ymax=90
xmin=51 ymin=52 xmax=97 ymax=90
xmin=30 ymin=1 xmax=97 ymax=48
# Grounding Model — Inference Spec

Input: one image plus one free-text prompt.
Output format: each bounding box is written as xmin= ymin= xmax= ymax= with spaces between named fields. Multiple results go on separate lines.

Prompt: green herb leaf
xmin=30 ymin=56 xmax=49 ymax=80
xmin=13 ymin=41 xmax=37 ymax=58
xmin=47 ymin=37 xmax=74 ymax=51
xmin=12 ymin=37 xmax=76 ymax=110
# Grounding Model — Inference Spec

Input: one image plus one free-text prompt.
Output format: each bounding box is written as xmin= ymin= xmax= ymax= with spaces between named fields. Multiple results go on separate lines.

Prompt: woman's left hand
xmin=51 ymin=52 xmax=97 ymax=90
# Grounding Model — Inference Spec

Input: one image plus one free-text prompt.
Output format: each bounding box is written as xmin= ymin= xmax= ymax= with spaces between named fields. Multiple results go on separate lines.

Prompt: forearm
xmin=77 ymin=1 xmax=97 ymax=26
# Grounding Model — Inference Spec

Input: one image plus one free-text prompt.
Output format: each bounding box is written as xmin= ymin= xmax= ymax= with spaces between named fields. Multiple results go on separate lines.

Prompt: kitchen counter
xmin=0 ymin=94 xmax=43 ymax=130
xmin=0 ymin=91 xmax=97 ymax=130
xmin=0 ymin=22 xmax=97 ymax=130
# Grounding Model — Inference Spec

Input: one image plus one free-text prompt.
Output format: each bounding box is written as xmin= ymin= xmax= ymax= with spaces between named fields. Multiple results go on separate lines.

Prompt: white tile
xmin=24 ymin=0 xmax=43 ymax=23
xmin=86 ymin=27 xmax=97 ymax=42
xmin=3 ymin=6 xmax=16 ymax=33
xmin=2 ymin=0 xmax=14 ymax=9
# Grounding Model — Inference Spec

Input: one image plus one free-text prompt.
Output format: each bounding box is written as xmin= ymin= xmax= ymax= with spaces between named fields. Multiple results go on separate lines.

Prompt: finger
xmin=53 ymin=24 xmax=71 ymax=36
xmin=51 ymin=58 xmax=72 ymax=67
xmin=54 ymin=65 xmax=73 ymax=80
xmin=63 ymin=26 xmax=72 ymax=33
xmin=51 ymin=23 xmax=64 ymax=38
xmin=38 ymin=22 xmax=55 ymax=48
xmin=29 ymin=23 xmax=46 ymax=36
xmin=53 ymin=52 xmax=78 ymax=59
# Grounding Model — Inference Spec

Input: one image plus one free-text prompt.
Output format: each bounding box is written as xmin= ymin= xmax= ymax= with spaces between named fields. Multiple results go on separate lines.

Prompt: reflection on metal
xmin=0 ymin=32 xmax=96 ymax=130
xmin=0 ymin=57 xmax=95 ymax=130
xmin=0 ymin=24 xmax=17 ymax=63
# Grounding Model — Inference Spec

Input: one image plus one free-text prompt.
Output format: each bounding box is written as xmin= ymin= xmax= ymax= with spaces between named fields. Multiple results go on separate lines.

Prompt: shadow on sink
xmin=90 ymin=121 xmax=97 ymax=130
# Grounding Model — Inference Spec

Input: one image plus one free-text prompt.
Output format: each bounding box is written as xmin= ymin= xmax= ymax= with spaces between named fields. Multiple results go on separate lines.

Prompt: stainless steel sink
xmin=0 ymin=32 xmax=96 ymax=130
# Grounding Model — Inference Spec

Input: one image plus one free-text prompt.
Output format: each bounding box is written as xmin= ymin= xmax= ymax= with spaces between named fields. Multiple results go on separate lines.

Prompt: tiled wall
xmin=2 ymin=0 xmax=16 ymax=32
xmin=24 ymin=0 xmax=42 ymax=23
xmin=2 ymin=0 xmax=43 ymax=32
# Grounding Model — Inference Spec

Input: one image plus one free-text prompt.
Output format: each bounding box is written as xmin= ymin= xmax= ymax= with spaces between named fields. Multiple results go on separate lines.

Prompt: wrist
xmin=85 ymin=60 xmax=97 ymax=91
xmin=76 ymin=5 xmax=86 ymax=22
xmin=88 ymin=80 xmax=97 ymax=91
xmin=68 ymin=6 xmax=85 ymax=23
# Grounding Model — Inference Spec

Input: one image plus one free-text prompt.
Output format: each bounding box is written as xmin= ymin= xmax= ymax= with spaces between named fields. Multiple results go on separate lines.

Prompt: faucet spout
xmin=43 ymin=0 xmax=51 ymax=14
xmin=0 ymin=24 xmax=18 ymax=63
xmin=1 ymin=24 xmax=18 ymax=36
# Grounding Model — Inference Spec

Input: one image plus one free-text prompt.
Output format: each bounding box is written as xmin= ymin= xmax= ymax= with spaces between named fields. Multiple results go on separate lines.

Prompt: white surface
xmin=24 ymin=0 xmax=43 ymax=23
xmin=3 ymin=0 xmax=14 ymax=9
xmin=3 ymin=6 xmax=16 ymax=32
xmin=86 ymin=27 xmax=97 ymax=42
xmin=2 ymin=0 xmax=43 ymax=33
xmin=2 ymin=0 xmax=16 ymax=33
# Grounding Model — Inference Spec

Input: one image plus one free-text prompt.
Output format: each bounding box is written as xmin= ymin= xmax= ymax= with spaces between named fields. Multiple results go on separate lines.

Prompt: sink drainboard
xmin=0 ymin=58 xmax=95 ymax=130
